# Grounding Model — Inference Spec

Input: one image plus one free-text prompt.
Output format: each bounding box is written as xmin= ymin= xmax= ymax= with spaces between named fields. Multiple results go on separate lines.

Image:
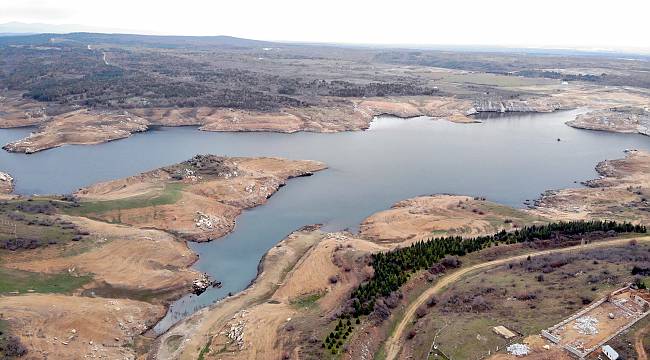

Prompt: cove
xmin=1 ymin=110 xmax=649 ymax=333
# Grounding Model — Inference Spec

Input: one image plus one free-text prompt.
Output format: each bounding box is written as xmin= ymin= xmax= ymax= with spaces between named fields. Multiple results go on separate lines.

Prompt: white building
xmin=602 ymin=345 xmax=619 ymax=360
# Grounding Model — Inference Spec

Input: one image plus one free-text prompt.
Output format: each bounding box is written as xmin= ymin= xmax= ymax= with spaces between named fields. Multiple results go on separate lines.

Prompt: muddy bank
xmin=151 ymin=226 xmax=388 ymax=360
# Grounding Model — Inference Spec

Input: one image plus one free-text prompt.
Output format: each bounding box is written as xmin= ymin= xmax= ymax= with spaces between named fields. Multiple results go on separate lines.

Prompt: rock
xmin=473 ymin=97 xmax=566 ymax=113
xmin=192 ymin=273 xmax=218 ymax=295
xmin=0 ymin=171 xmax=14 ymax=194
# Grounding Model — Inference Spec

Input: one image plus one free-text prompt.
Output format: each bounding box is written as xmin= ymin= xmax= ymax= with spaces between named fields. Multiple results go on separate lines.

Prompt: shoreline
xmin=150 ymin=170 xmax=327 ymax=334
xmin=148 ymin=149 xmax=650 ymax=359
xmin=1 ymin=98 xmax=581 ymax=154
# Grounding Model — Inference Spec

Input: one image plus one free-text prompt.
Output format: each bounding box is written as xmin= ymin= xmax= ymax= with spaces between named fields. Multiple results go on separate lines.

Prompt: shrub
xmin=515 ymin=292 xmax=537 ymax=301
xmin=0 ymin=336 xmax=28 ymax=357
xmin=470 ymin=295 xmax=491 ymax=311
xmin=441 ymin=256 xmax=462 ymax=268
xmin=415 ymin=306 xmax=427 ymax=318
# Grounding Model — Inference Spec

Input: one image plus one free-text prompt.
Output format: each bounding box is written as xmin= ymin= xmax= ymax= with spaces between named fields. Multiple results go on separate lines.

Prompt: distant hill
xmin=0 ymin=23 xmax=647 ymax=59
xmin=0 ymin=22 xmax=134 ymax=35
xmin=0 ymin=31 xmax=277 ymax=49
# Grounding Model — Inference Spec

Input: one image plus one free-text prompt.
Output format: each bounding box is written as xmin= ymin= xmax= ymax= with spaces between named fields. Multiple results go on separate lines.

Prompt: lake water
xmin=1 ymin=110 xmax=649 ymax=333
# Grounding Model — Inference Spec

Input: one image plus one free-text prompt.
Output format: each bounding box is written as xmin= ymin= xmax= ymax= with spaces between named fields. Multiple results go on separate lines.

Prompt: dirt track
xmin=383 ymin=235 xmax=650 ymax=360
xmin=635 ymin=324 xmax=649 ymax=360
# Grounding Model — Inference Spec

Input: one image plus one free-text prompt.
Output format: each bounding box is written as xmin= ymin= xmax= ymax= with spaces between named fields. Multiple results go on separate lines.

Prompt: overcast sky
xmin=2 ymin=0 xmax=649 ymax=52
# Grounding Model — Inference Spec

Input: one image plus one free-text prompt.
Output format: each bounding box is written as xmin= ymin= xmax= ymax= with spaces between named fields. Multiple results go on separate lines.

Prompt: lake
xmin=1 ymin=109 xmax=648 ymax=332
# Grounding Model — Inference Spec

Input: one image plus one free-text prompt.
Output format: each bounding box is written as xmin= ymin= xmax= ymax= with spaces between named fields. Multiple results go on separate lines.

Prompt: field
xmin=0 ymin=267 xmax=92 ymax=295
xmin=0 ymin=198 xmax=85 ymax=249
xmin=405 ymin=243 xmax=650 ymax=359
xmin=67 ymin=182 xmax=185 ymax=217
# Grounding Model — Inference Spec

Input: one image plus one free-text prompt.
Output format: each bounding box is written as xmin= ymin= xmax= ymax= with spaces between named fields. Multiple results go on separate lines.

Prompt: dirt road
xmin=635 ymin=324 xmax=649 ymax=360
xmin=383 ymin=235 xmax=650 ymax=360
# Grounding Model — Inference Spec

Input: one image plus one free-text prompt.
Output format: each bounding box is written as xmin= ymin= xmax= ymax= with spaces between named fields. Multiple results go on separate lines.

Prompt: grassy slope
xmin=0 ymin=267 xmax=92 ymax=295
xmin=67 ymin=183 xmax=184 ymax=217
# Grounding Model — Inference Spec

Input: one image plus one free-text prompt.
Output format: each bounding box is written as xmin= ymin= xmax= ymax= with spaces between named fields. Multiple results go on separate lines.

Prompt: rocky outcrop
xmin=566 ymin=107 xmax=650 ymax=136
xmin=0 ymin=171 xmax=14 ymax=195
xmin=471 ymin=97 xmax=572 ymax=113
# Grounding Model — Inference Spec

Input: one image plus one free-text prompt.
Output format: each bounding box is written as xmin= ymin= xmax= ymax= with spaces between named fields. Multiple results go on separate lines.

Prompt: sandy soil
xmin=0 ymin=294 xmax=164 ymax=360
xmin=359 ymin=195 xmax=546 ymax=244
xmin=355 ymin=97 xmax=477 ymax=122
xmin=529 ymin=149 xmax=650 ymax=224
xmin=2 ymin=216 xmax=198 ymax=302
xmin=75 ymin=156 xmax=327 ymax=242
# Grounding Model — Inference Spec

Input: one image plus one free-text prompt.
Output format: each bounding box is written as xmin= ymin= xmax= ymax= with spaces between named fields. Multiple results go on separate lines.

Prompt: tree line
xmin=349 ymin=220 xmax=646 ymax=317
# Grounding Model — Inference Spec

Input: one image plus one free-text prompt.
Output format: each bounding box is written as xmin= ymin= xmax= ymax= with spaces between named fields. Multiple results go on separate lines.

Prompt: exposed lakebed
xmin=1 ymin=109 xmax=649 ymax=333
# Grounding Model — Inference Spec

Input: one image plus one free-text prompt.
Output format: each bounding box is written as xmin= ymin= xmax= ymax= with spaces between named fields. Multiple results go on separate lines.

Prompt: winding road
xmin=383 ymin=235 xmax=650 ymax=360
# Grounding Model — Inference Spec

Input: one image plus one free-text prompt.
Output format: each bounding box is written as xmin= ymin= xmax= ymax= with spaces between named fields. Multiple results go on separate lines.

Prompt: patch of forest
xmin=349 ymin=220 xmax=646 ymax=317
